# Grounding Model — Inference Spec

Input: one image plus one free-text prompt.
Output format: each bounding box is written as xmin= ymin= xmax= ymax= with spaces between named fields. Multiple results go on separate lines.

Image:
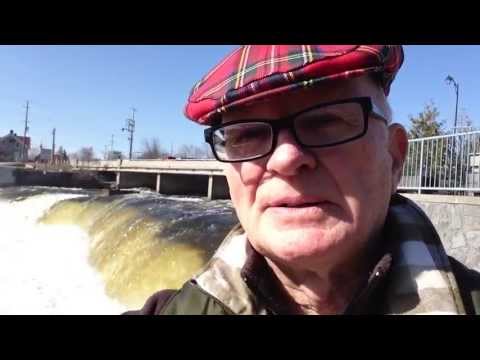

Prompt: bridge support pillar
xmin=207 ymin=175 xmax=230 ymax=200
xmin=156 ymin=173 xmax=161 ymax=193
xmin=207 ymin=175 xmax=213 ymax=200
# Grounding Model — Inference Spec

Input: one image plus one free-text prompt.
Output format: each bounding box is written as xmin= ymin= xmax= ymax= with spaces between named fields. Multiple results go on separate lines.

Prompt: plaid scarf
xmin=193 ymin=194 xmax=465 ymax=315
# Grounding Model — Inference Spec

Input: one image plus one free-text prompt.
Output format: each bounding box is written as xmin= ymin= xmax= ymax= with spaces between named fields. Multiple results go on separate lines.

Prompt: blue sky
xmin=0 ymin=45 xmax=478 ymax=157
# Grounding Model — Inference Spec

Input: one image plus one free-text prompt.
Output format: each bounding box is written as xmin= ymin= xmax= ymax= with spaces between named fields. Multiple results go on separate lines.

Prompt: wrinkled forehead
xmin=223 ymin=75 xmax=387 ymax=122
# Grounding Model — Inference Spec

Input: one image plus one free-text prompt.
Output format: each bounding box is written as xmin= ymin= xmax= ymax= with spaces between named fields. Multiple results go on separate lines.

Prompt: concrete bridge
xmin=72 ymin=159 xmax=229 ymax=200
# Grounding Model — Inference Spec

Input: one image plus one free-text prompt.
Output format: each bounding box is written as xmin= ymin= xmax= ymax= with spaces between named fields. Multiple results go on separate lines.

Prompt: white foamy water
xmin=0 ymin=193 xmax=127 ymax=315
xmin=132 ymin=188 xmax=206 ymax=203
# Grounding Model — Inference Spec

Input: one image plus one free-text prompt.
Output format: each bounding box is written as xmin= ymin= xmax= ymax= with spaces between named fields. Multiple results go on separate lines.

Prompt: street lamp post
xmin=445 ymin=75 xmax=460 ymax=133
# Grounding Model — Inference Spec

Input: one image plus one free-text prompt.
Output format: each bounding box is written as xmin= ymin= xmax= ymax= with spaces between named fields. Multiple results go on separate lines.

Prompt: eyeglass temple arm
xmin=371 ymin=102 xmax=390 ymax=124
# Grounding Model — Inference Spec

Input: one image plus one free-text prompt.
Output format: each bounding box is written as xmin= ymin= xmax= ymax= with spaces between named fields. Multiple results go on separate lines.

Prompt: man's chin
xmin=256 ymin=228 xmax=340 ymax=265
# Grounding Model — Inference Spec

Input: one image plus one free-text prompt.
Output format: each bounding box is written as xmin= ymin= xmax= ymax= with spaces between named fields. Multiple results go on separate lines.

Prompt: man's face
xmin=223 ymin=76 xmax=407 ymax=271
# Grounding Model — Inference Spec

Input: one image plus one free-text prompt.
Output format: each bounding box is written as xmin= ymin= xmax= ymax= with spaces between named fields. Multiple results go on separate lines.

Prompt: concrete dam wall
xmin=403 ymin=193 xmax=480 ymax=271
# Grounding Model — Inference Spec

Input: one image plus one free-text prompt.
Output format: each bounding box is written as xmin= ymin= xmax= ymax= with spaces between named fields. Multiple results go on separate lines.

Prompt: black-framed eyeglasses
xmin=204 ymin=96 xmax=388 ymax=163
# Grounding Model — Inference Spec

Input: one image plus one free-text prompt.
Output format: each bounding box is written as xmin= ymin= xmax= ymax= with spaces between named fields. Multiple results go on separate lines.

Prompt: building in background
xmin=34 ymin=145 xmax=52 ymax=164
xmin=0 ymin=130 xmax=31 ymax=162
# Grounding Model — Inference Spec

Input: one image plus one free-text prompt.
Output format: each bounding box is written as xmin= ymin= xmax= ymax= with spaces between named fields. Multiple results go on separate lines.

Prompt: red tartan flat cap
xmin=184 ymin=45 xmax=404 ymax=125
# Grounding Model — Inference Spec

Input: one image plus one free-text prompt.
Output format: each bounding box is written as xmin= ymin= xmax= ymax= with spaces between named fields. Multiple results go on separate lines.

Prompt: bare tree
xmin=204 ymin=143 xmax=214 ymax=159
xmin=175 ymin=144 xmax=214 ymax=159
xmin=456 ymin=108 xmax=476 ymax=132
xmin=193 ymin=145 xmax=206 ymax=158
xmin=28 ymin=146 xmax=41 ymax=161
xmin=177 ymin=144 xmax=187 ymax=158
xmin=176 ymin=144 xmax=193 ymax=158
xmin=140 ymin=138 xmax=168 ymax=159
xmin=108 ymin=150 xmax=124 ymax=160
xmin=76 ymin=146 xmax=95 ymax=161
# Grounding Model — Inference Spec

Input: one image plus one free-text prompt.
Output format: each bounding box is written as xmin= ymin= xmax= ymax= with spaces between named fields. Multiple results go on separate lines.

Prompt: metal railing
xmin=398 ymin=130 xmax=480 ymax=194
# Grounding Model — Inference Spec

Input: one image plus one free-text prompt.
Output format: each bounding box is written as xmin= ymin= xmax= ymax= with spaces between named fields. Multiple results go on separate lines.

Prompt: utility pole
xmin=122 ymin=107 xmax=136 ymax=160
xmin=104 ymin=135 xmax=115 ymax=160
xmin=51 ymin=128 xmax=56 ymax=163
xmin=23 ymin=101 xmax=30 ymax=162
xmin=110 ymin=134 xmax=114 ymax=158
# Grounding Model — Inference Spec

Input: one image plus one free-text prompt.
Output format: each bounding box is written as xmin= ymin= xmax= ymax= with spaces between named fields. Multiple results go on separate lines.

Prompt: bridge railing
xmin=398 ymin=130 xmax=480 ymax=194
xmin=72 ymin=159 xmax=224 ymax=175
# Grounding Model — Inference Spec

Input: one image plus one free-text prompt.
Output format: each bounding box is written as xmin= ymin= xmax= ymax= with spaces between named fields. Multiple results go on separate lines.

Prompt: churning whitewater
xmin=0 ymin=186 xmax=237 ymax=314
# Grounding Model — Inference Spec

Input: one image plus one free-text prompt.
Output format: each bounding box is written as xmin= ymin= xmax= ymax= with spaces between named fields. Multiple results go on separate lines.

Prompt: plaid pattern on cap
xmin=185 ymin=45 xmax=404 ymax=125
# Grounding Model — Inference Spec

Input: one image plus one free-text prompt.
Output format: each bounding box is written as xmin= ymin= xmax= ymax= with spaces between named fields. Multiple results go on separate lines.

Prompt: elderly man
xmin=128 ymin=45 xmax=480 ymax=315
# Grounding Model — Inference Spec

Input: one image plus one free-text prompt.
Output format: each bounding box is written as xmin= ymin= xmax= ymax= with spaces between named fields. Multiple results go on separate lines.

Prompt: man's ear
xmin=387 ymin=124 xmax=408 ymax=194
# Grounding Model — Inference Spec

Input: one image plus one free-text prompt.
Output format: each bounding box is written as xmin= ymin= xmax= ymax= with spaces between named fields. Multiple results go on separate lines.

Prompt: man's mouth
xmin=265 ymin=196 xmax=333 ymax=210
xmin=277 ymin=202 xmax=324 ymax=208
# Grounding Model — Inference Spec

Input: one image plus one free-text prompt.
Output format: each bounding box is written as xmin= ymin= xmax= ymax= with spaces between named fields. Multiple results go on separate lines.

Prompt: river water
xmin=0 ymin=186 xmax=237 ymax=314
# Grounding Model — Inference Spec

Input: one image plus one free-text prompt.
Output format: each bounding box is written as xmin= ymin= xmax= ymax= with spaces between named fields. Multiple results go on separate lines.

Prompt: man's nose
xmin=266 ymin=128 xmax=317 ymax=176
